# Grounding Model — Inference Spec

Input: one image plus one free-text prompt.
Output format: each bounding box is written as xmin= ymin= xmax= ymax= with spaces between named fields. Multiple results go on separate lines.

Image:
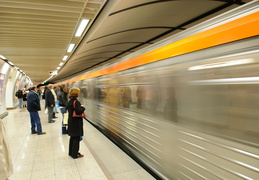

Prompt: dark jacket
xmin=15 ymin=90 xmax=23 ymax=98
xmin=57 ymin=91 xmax=68 ymax=107
xmin=27 ymin=91 xmax=41 ymax=112
xmin=67 ymin=98 xmax=85 ymax=137
xmin=45 ymin=89 xmax=54 ymax=107
xmin=23 ymin=92 xmax=27 ymax=101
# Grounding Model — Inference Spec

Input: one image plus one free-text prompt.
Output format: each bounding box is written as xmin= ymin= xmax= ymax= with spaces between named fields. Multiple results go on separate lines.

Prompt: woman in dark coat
xmin=67 ymin=87 xmax=85 ymax=159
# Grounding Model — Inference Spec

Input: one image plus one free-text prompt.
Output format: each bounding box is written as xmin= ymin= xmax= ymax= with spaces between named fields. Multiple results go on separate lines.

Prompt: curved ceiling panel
xmin=0 ymin=0 xmax=252 ymax=83
xmin=53 ymin=0 xmax=252 ymax=83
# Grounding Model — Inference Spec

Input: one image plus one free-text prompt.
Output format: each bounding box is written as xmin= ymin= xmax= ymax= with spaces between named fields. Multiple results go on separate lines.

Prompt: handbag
xmin=63 ymin=113 xmax=68 ymax=125
xmin=44 ymin=108 xmax=48 ymax=114
xmin=72 ymin=100 xmax=86 ymax=118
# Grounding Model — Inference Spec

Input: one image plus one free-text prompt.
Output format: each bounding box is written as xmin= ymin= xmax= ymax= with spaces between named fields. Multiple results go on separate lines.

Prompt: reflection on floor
xmin=3 ymin=106 xmax=154 ymax=180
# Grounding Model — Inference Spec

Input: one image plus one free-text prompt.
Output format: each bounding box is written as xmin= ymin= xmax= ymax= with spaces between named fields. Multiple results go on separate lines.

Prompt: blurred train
xmin=62 ymin=1 xmax=259 ymax=179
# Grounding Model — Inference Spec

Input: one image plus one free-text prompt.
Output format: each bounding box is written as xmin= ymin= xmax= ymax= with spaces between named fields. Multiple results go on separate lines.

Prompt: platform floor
xmin=3 ymin=105 xmax=155 ymax=180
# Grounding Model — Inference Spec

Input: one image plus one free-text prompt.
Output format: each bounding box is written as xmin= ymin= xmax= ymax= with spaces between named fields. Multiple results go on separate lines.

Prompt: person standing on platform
xmin=0 ymin=119 xmax=13 ymax=180
xmin=57 ymin=84 xmax=68 ymax=133
xmin=15 ymin=88 xmax=23 ymax=108
xmin=22 ymin=88 xmax=28 ymax=108
xmin=45 ymin=84 xmax=55 ymax=123
xmin=52 ymin=86 xmax=58 ymax=117
xmin=27 ymin=86 xmax=46 ymax=135
xmin=67 ymin=88 xmax=85 ymax=159
xmin=57 ymin=84 xmax=68 ymax=115
xmin=42 ymin=86 xmax=47 ymax=100
xmin=36 ymin=88 xmax=42 ymax=100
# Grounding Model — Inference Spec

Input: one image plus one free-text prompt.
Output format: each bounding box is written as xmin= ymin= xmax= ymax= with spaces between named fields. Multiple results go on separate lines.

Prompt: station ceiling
xmin=0 ymin=0 xmax=253 ymax=83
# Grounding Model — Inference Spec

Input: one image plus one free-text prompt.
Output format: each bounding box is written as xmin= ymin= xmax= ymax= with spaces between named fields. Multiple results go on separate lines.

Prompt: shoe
xmin=37 ymin=132 xmax=46 ymax=135
xmin=48 ymin=120 xmax=55 ymax=123
xmin=31 ymin=130 xmax=37 ymax=134
xmin=77 ymin=153 xmax=84 ymax=158
xmin=72 ymin=155 xmax=84 ymax=159
xmin=52 ymin=117 xmax=58 ymax=119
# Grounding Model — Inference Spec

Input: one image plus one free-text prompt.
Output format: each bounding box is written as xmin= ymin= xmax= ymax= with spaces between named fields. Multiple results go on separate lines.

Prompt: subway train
xmin=61 ymin=2 xmax=259 ymax=179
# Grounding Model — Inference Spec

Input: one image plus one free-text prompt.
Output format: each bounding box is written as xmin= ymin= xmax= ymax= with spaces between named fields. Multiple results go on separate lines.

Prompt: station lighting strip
xmin=1 ymin=18 xmax=90 ymax=84
xmin=56 ymin=19 xmax=90 ymax=71
xmin=0 ymin=54 xmax=27 ymax=76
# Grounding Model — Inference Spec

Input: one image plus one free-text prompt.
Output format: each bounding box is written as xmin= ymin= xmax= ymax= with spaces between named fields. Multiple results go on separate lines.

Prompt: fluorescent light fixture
xmin=75 ymin=19 xmax=89 ymax=37
xmin=59 ymin=62 xmax=64 ymax=66
xmin=67 ymin=44 xmax=75 ymax=52
xmin=63 ymin=56 xmax=68 ymax=61
xmin=0 ymin=55 xmax=6 ymax=59
xmin=8 ymin=61 xmax=14 ymax=66
xmin=188 ymin=59 xmax=253 ymax=71
xmin=57 ymin=67 xmax=61 ymax=70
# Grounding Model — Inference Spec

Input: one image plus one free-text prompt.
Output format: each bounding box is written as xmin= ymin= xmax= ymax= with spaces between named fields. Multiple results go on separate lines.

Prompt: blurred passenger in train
xmin=67 ymin=88 xmax=85 ymax=159
xmin=145 ymin=85 xmax=160 ymax=115
xmin=57 ymin=84 xmax=68 ymax=133
xmin=22 ymin=88 xmax=28 ymax=108
xmin=164 ymin=87 xmax=178 ymax=122
xmin=15 ymin=88 xmax=23 ymax=108
xmin=0 ymin=119 xmax=13 ymax=180
xmin=45 ymin=84 xmax=56 ymax=123
xmin=27 ymin=86 xmax=46 ymax=135
xmin=122 ymin=86 xmax=132 ymax=108
xmin=104 ymin=80 xmax=121 ymax=136
xmin=96 ymin=88 xmax=103 ymax=101
xmin=102 ymin=87 xmax=108 ymax=100
xmin=136 ymin=86 xmax=145 ymax=109
xmin=105 ymin=82 xmax=120 ymax=106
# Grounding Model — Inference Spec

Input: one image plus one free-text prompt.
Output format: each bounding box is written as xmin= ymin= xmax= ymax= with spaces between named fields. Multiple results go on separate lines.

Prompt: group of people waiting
xmin=2 ymin=84 xmax=86 ymax=180
xmin=27 ymin=84 xmax=85 ymax=158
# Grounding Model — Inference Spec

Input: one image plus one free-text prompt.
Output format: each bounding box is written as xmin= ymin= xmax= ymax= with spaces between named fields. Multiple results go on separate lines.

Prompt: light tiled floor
xmin=3 ymin=105 xmax=155 ymax=180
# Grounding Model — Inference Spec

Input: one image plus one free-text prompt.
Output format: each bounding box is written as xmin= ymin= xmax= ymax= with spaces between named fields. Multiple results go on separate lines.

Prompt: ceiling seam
xmin=110 ymin=0 xmax=176 ymax=16
xmin=77 ymin=42 xmax=150 ymax=55
xmin=87 ymin=27 xmax=184 ymax=43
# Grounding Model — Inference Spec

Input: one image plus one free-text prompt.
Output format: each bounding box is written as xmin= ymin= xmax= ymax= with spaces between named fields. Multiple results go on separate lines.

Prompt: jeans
xmin=18 ymin=98 xmax=23 ymax=108
xmin=29 ymin=111 xmax=42 ymax=133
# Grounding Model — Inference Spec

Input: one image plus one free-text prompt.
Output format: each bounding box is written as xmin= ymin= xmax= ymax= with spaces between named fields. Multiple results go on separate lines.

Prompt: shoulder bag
xmin=73 ymin=100 xmax=86 ymax=118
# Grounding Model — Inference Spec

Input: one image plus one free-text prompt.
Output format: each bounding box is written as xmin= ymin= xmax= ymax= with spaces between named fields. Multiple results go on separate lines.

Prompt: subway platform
xmin=2 ymin=105 xmax=155 ymax=180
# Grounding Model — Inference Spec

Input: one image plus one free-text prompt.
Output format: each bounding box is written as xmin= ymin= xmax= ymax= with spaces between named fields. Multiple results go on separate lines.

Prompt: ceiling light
xmin=63 ymin=56 xmax=68 ymax=61
xmin=67 ymin=44 xmax=75 ymax=52
xmin=57 ymin=67 xmax=61 ymax=70
xmin=0 ymin=55 xmax=6 ymax=60
xmin=59 ymin=62 xmax=64 ymax=66
xmin=75 ymin=19 xmax=90 ymax=37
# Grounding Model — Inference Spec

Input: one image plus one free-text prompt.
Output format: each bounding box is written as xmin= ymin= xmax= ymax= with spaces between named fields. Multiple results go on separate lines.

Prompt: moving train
xmin=61 ymin=1 xmax=259 ymax=179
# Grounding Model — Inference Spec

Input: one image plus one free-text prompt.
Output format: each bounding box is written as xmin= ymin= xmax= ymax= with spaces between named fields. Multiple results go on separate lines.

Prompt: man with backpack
xmin=15 ymin=89 xmax=23 ymax=108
